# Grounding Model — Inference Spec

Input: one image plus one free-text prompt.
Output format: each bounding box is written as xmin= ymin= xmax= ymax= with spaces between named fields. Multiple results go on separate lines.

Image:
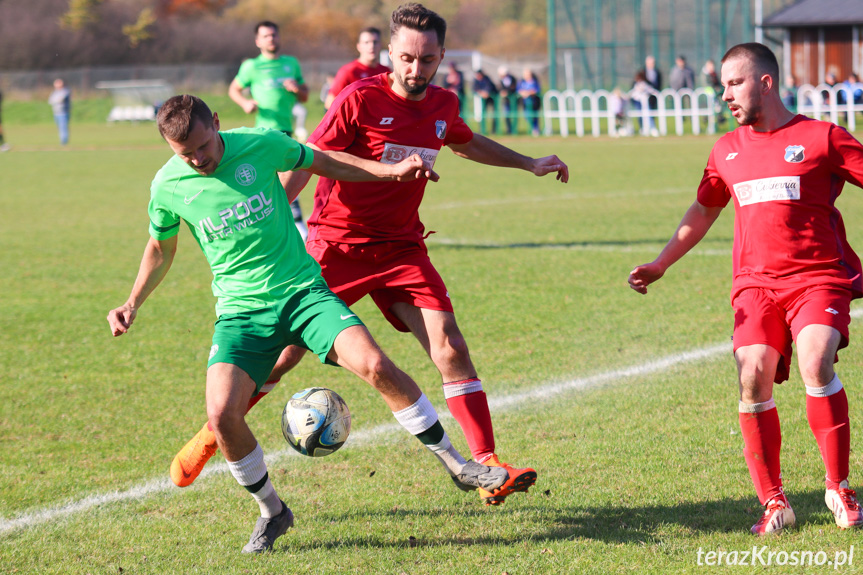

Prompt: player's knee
xmin=798 ymin=355 xmax=834 ymax=387
xmin=206 ymin=400 xmax=245 ymax=437
xmin=430 ymin=334 xmax=469 ymax=368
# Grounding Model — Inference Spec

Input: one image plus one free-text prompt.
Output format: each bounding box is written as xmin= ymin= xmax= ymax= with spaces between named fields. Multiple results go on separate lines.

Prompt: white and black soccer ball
xmin=281 ymin=387 xmax=351 ymax=457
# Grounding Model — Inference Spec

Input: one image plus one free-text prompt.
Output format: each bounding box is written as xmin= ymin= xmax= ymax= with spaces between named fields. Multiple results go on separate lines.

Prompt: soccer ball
xmin=281 ymin=387 xmax=351 ymax=457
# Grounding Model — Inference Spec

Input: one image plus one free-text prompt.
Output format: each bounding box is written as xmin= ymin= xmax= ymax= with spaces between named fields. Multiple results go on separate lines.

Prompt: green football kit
xmin=148 ymin=128 xmax=362 ymax=387
xmin=234 ymin=54 xmax=304 ymax=132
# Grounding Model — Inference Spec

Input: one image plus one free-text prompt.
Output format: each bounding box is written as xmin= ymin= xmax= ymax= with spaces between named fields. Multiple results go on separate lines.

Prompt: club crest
xmin=784 ymin=145 xmax=804 ymax=163
xmin=435 ymin=120 xmax=447 ymax=139
xmin=235 ymin=163 xmax=257 ymax=186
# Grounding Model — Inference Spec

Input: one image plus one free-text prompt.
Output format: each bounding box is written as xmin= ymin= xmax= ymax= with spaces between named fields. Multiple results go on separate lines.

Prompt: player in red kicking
xmin=173 ymin=3 xmax=568 ymax=505
xmin=629 ymin=42 xmax=863 ymax=534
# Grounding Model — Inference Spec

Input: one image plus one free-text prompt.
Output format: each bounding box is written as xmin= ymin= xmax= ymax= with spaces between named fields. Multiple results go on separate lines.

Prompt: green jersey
xmin=234 ymin=54 xmax=304 ymax=132
xmin=148 ymin=128 xmax=317 ymax=316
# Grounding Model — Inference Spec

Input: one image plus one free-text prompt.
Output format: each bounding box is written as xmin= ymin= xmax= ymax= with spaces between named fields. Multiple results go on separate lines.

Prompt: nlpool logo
xmin=235 ymin=164 xmax=257 ymax=186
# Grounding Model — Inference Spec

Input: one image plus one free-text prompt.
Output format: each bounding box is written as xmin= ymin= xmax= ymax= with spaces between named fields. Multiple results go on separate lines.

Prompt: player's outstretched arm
xmin=107 ymin=235 xmax=178 ymax=336
xmin=628 ymin=200 xmax=723 ymax=295
xmin=306 ymin=149 xmax=440 ymax=183
xmin=448 ymin=133 xmax=569 ymax=183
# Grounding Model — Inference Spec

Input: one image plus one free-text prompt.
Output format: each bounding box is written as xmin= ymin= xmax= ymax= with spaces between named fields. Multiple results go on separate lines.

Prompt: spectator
xmin=517 ymin=67 xmax=542 ymax=136
xmin=823 ymin=71 xmax=839 ymax=106
xmin=670 ymin=55 xmax=695 ymax=91
xmin=497 ymin=65 xmax=517 ymax=135
xmin=840 ymin=72 xmax=863 ymax=106
xmin=702 ymin=59 xmax=726 ymax=126
xmin=471 ymin=69 xmax=498 ymax=134
xmin=630 ymin=70 xmax=658 ymax=136
xmin=0 ymin=90 xmax=9 ymax=152
xmin=641 ymin=55 xmax=662 ymax=129
xmin=48 ymin=78 xmax=71 ymax=146
xmin=609 ymin=87 xmax=629 ymax=136
xmin=444 ymin=61 xmax=465 ymax=113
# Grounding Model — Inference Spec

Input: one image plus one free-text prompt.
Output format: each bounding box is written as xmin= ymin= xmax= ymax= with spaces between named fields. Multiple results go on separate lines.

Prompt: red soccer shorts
xmin=731 ymin=285 xmax=852 ymax=383
xmin=306 ymin=239 xmax=453 ymax=332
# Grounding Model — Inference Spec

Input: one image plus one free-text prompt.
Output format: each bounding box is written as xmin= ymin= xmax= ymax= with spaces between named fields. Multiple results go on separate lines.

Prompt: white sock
xmin=393 ymin=394 xmax=467 ymax=475
xmin=226 ymin=443 xmax=283 ymax=518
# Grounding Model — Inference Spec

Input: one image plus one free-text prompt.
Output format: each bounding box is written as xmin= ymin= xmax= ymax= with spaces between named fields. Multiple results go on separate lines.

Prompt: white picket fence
xmin=541 ymin=87 xmax=719 ymax=137
xmin=795 ymin=82 xmax=863 ymax=131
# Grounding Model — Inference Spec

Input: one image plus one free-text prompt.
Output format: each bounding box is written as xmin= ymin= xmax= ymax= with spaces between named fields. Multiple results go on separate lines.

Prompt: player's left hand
xmin=392 ymin=154 xmax=440 ymax=183
xmin=283 ymin=79 xmax=300 ymax=93
xmin=531 ymin=155 xmax=569 ymax=183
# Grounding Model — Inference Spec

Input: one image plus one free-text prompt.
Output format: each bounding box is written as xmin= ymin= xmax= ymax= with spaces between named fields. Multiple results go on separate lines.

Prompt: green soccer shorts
xmin=208 ymin=279 xmax=364 ymax=392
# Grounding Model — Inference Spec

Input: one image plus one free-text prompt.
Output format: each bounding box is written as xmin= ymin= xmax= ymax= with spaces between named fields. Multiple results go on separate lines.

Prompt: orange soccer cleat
xmin=477 ymin=454 xmax=537 ymax=506
xmin=170 ymin=422 xmax=218 ymax=487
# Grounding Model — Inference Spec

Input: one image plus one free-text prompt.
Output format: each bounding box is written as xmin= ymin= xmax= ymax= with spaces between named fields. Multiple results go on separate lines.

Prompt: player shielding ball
xmin=629 ymin=43 xmax=863 ymax=535
xmin=108 ymin=94 xmax=516 ymax=553
xmin=172 ymin=2 xmax=568 ymax=506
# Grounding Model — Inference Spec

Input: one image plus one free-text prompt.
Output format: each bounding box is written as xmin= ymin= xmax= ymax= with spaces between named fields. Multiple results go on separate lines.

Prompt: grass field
xmin=3 ymin=104 xmax=863 ymax=574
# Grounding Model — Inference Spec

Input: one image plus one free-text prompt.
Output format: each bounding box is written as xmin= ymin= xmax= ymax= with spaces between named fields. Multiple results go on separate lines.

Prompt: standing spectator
xmin=48 ymin=78 xmax=71 ymax=146
xmin=0 ymin=90 xmax=9 ymax=152
xmin=670 ymin=55 xmax=695 ymax=91
xmin=641 ymin=55 xmax=662 ymax=133
xmin=823 ymin=71 xmax=839 ymax=106
xmin=630 ymin=70 xmax=657 ymax=135
xmin=444 ymin=61 xmax=465 ymax=113
xmin=325 ymin=27 xmax=391 ymax=111
xmin=471 ymin=69 xmax=498 ymax=134
xmin=228 ymin=20 xmax=310 ymax=239
xmin=702 ymin=59 xmax=726 ymax=126
xmin=517 ymin=67 xmax=542 ymax=136
xmin=497 ymin=66 xmax=517 ymax=135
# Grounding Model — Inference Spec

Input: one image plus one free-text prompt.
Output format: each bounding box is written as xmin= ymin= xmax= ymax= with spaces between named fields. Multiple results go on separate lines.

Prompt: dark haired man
xmin=229 ymin=20 xmax=310 ymax=239
xmin=108 ymin=94 xmax=512 ymax=553
xmin=629 ymin=43 xmax=863 ymax=535
xmin=172 ymin=3 xmax=568 ymax=506
xmin=324 ymin=27 xmax=391 ymax=110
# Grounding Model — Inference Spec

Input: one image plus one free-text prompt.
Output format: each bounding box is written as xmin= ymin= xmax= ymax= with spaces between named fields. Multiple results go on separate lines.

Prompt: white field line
xmin=423 ymin=187 xmax=691 ymax=212
xmin=427 ymin=236 xmax=731 ymax=256
xmin=3 ymin=307 xmax=861 ymax=534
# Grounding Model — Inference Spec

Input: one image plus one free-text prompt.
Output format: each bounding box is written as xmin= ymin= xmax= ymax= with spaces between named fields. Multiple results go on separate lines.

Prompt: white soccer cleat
xmin=825 ymin=481 xmax=863 ymax=529
xmin=750 ymin=496 xmax=795 ymax=535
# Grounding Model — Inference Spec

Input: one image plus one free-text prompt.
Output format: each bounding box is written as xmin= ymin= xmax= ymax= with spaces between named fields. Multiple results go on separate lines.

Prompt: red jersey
xmin=328 ymin=60 xmax=391 ymax=99
xmin=307 ymin=73 xmax=474 ymax=243
xmin=697 ymin=115 xmax=863 ymax=300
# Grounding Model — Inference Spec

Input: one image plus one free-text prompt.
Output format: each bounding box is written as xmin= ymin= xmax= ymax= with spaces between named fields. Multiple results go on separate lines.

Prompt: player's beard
xmin=730 ymin=99 xmax=762 ymax=126
xmin=395 ymin=68 xmax=437 ymax=96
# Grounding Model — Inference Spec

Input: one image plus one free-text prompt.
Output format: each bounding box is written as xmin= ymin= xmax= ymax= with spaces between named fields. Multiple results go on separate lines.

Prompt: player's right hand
xmin=242 ymin=100 xmax=258 ymax=114
xmin=107 ymin=304 xmax=137 ymax=337
xmin=627 ymin=262 xmax=665 ymax=294
xmin=394 ymin=154 xmax=440 ymax=183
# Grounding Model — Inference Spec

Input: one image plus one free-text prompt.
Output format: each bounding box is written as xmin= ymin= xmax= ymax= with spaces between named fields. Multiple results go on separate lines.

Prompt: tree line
xmin=0 ymin=0 xmax=547 ymax=70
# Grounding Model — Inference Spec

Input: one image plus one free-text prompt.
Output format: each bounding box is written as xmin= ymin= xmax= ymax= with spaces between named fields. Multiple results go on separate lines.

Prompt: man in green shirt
xmin=229 ymin=20 xmax=311 ymax=239
xmin=107 ymin=95 xmax=512 ymax=554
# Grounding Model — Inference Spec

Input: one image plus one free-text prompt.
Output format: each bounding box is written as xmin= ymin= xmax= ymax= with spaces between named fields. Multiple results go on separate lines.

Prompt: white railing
xmin=795 ymin=83 xmax=863 ymax=131
xmin=542 ymin=87 xmax=719 ymax=137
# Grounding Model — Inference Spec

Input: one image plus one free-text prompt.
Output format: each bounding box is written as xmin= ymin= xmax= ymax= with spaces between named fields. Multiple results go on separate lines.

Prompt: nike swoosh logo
xmin=340 ymin=314 xmax=357 ymax=320
xmin=184 ymin=189 xmax=204 ymax=204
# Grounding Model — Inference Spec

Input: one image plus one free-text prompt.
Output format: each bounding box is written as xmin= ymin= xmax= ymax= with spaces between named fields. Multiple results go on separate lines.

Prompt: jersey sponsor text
xmin=733 ymin=176 xmax=801 ymax=207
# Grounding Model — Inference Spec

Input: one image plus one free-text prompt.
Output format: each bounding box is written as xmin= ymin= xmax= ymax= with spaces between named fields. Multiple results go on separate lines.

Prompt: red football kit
xmin=307 ymin=74 xmax=500 ymax=464
xmin=697 ymin=115 xmax=863 ymax=382
xmin=327 ymin=60 xmax=391 ymax=101
xmin=306 ymin=73 xmax=473 ymax=329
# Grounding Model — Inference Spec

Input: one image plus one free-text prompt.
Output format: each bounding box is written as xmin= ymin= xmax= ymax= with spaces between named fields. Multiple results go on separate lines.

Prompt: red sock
xmin=739 ymin=403 xmax=784 ymax=504
xmin=206 ymin=378 xmax=279 ymax=433
xmin=806 ymin=381 xmax=850 ymax=490
xmin=443 ymin=378 xmax=495 ymax=462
